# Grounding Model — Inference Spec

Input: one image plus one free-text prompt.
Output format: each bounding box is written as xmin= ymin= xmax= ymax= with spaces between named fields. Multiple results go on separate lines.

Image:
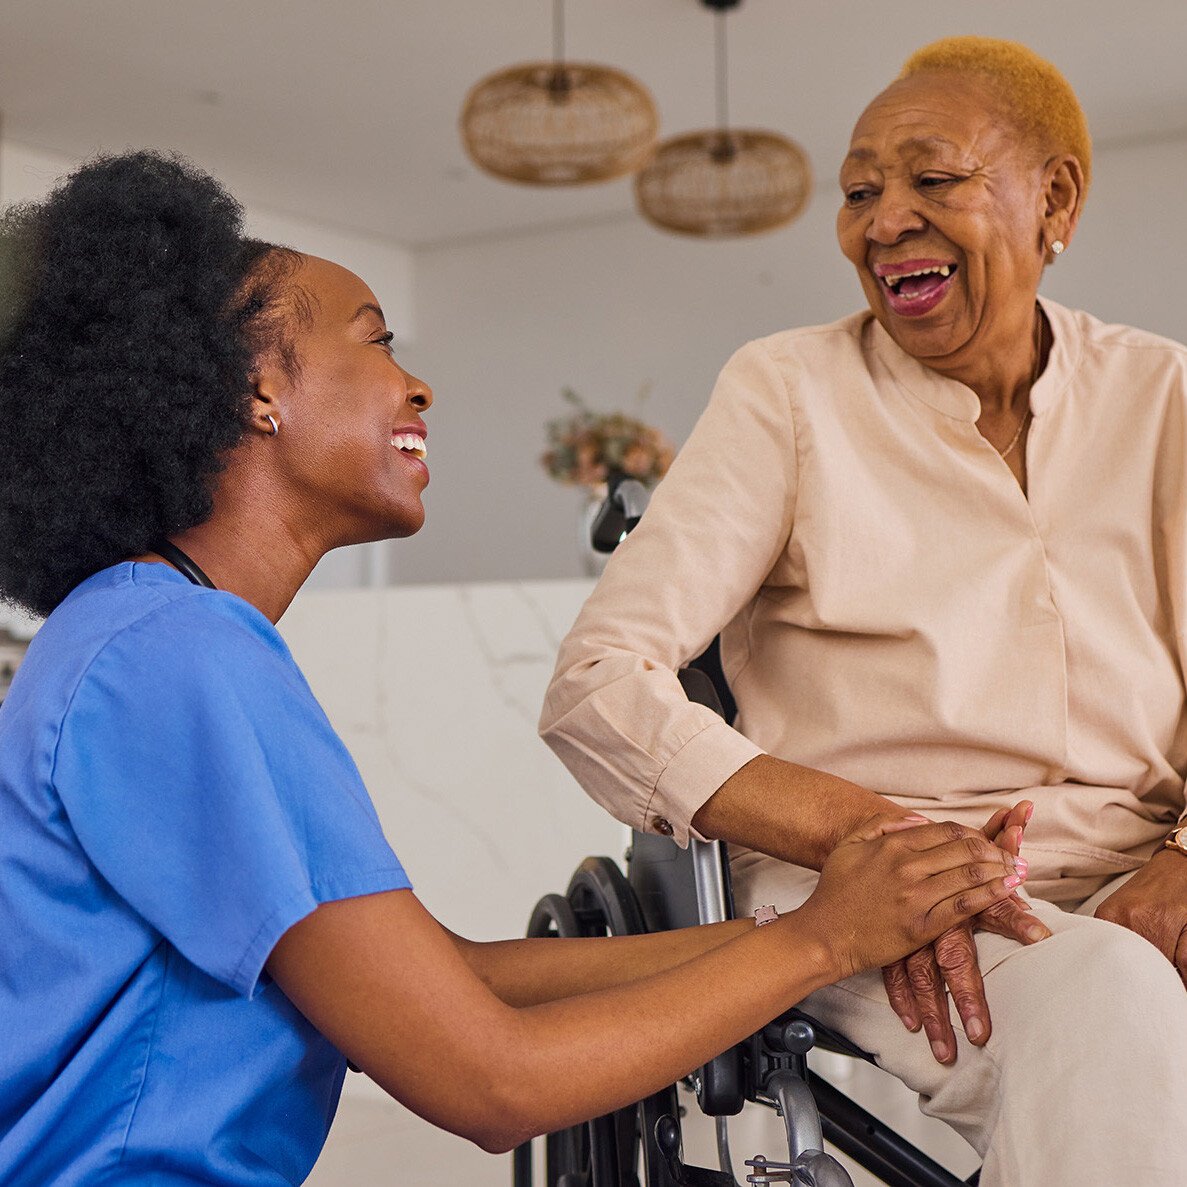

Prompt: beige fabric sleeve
xmin=539 ymin=339 xmax=800 ymax=844
xmin=1160 ymin=373 xmax=1187 ymax=830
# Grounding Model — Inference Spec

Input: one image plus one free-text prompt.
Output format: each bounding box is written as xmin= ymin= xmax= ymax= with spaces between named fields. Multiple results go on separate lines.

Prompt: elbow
xmin=471 ymin=1126 xmax=530 ymax=1157
xmin=421 ymin=1059 xmax=543 ymax=1155
xmin=461 ymin=1102 xmax=537 ymax=1155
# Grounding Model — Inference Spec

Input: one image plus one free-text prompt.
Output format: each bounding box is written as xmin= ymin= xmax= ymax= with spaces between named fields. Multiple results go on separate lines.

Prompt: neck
xmin=141 ymin=455 xmax=329 ymax=623
xmin=163 ymin=517 xmax=315 ymax=624
xmin=925 ymin=302 xmax=1047 ymax=415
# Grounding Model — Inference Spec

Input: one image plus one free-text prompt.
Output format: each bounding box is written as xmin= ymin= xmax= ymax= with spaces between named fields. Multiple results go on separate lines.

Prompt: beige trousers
xmin=732 ymin=857 xmax=1187 ymax=1186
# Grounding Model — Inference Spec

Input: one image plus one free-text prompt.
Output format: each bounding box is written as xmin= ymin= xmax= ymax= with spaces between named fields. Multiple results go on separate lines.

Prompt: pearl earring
xmin=1050 ymin=239 xmax=1065 ymax=256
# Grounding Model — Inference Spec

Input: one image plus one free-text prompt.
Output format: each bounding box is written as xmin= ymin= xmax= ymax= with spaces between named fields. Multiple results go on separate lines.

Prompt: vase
xmin=578 ymin=484 xmax=611 ymax=578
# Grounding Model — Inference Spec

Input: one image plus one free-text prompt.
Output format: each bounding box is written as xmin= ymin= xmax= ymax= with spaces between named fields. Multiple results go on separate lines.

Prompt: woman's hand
xmin=1094 ymin=849 xmax=1187 ymax=985
xmin=880 ymin=802 xmax=1053 ymax=1064
xmin=796 ymin=816 xmax=1025 ymax=983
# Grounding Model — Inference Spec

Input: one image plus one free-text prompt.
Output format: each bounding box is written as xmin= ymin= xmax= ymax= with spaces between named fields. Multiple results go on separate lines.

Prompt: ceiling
xmin=1 ymin=0 xmax=1185 ymax=248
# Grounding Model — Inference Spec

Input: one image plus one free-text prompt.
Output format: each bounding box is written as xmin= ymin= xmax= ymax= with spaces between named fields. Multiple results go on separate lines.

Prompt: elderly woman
xmin=0 ymin=153 xmax=1027 ymax=1184
xmin=541 ymin=36 xmax=1187 ymax=1185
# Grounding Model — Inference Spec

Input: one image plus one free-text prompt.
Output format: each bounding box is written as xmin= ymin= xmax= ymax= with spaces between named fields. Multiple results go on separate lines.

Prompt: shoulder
xmin=720 ymin=311 xmax=875 ymax=395
xmin=38 ymin=563 xmax=302 ymax=720
xmin=1047 ymin=300 xmax=1187 ymax=378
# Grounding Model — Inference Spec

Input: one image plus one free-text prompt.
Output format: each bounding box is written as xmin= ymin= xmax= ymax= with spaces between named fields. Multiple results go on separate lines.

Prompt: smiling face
xmin=837 ymin=72 xmax=1052 ymax=377
xmin=260 ymin=254 xmax=433 ymax=549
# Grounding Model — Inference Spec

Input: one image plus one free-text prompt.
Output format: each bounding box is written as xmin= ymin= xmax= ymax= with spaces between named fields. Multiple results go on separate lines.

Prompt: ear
xmin=248 ymin=362 xmax=287 ymax=438
xmin=1039 ymin=154 xmax=1085 ymax=262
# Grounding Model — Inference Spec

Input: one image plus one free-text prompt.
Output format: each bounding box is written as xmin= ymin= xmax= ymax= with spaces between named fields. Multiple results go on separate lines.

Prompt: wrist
xmin=1162 ymin=823 xmax=1187 ymax=858
xmin=774 ymin=901 xmax=848 ymax=988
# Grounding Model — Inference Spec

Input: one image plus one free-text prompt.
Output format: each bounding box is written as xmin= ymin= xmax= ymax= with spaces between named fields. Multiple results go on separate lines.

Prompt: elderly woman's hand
xmin=881 ymin=802 xmax=1053 ymax=1064
xmin=1094 ymin=850 xmax=1187 ymax=985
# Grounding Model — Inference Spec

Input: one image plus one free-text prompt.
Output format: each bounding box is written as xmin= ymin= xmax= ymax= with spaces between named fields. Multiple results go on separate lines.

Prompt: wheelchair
xmin=513 ymin=477 xmax=983 ymax=1187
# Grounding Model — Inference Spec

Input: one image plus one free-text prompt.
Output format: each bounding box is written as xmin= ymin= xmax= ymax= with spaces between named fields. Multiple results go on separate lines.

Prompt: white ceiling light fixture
xmin=459 ymin=0 xmax=659 ymax=187
xmin=635 ymin=0 xmax=812 ymax=238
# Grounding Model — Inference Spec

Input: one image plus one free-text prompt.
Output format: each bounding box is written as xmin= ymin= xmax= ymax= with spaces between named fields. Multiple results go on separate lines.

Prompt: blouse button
xmin=653 ymin=816 xmax=674 ymax=837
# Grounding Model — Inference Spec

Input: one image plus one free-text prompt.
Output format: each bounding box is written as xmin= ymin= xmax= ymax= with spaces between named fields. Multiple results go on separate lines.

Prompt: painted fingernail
xmin=1015 ymin=857 xmax=1029 ymax=876
xmin=1025 ymin=803 xmax=1035 ymax=823
xmin=1004 ymin=874 xmax=1022 ymax=889
xmin=965 ymin=1017 xmax=986 ymax=1043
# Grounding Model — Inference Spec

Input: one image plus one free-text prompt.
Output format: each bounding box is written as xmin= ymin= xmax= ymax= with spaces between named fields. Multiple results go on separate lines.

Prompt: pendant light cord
xmin=553 ymin=0 xmax=565 ymax=64
xmin=715 ymin=10 xmax=729 ymax=132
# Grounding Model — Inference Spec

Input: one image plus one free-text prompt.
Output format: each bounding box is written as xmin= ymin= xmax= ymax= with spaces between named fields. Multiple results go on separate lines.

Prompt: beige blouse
xmin=540 ymin=299 xmax=1187 ymax=904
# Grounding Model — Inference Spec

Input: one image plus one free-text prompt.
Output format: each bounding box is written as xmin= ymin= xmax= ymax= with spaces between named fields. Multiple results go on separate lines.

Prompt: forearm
xmin=451 ymin=917 xmax=753 ymax=1006
xmin=445 ymin=912 xmax=837 ymax=1150
xmin=692 ymin=753 xmax=908 ymax=870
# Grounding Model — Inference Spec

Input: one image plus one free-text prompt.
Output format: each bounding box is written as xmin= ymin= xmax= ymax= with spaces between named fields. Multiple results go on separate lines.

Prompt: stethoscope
xmin=151 ymin=540 xmax=216 ymax=589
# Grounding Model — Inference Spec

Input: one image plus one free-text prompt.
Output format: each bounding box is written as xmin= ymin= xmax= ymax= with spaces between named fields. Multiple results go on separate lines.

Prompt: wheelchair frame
xmin=513 ymin=477 xmax=983 ymax=1186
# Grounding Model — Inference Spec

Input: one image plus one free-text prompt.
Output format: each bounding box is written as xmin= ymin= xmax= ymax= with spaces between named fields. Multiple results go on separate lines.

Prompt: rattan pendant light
xmin=635 ymin=0 xmax=812 ymax=237
xmin=460 ymin=0 xmax=658 ymax=186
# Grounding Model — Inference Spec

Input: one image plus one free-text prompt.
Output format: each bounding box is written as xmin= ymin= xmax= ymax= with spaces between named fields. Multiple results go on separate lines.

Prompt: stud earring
xmin=1049 ymin=239 xmax=1065 ymax=256
xmin=265 ymin=414 xmax=280 ymax=436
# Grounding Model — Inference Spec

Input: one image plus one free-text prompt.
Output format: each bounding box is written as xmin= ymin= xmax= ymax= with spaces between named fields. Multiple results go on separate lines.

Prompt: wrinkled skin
xmin=1094 ymin=851 xmax=1187 ymax=987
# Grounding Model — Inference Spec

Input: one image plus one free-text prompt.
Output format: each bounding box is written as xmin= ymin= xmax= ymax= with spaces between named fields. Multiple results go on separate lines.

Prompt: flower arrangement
xmin=541 ymin=386 xmax=675 ymax=491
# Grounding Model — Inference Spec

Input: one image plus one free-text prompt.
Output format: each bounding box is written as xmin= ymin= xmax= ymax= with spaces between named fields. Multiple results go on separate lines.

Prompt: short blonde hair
xmin=900 ymin=36 xmax=1092 ymax=195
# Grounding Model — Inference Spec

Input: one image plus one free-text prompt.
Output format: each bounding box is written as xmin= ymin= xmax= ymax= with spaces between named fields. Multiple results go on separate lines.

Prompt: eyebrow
xmin=843 ymin=135 xmax=962 ymax=165
xmin=350 ymin=302 xmax=387 ymax=325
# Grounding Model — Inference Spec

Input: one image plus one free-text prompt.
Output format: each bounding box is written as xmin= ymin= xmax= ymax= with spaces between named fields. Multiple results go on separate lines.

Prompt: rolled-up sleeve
xmin=539 ymin=339 xmax=799 ymax=844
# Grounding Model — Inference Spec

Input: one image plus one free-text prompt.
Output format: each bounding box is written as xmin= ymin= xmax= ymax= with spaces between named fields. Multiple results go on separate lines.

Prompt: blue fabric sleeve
xmin=51 ymin=594 xmax=411 ymax=997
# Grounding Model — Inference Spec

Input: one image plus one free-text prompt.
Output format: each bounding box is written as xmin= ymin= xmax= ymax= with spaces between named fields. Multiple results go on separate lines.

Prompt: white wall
xmin=386 ymin=131 xmax=1187 ymax=588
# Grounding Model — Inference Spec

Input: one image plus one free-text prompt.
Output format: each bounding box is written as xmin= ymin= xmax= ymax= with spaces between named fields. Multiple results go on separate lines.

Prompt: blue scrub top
xmin=0 ymin=562 xmax=412 ymax=1185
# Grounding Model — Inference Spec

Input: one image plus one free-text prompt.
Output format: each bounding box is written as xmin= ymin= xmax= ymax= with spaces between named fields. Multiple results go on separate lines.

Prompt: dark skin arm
xmin=267 ymin=819 xmax=1023 ymax=1153
xmin=1095 ymin=848 xmax=1187 ymax=985
xmin=447 ymin=918 xmax=752 ymax=1007
xmin=693 ymin=758 xmax=1051 ymax=1063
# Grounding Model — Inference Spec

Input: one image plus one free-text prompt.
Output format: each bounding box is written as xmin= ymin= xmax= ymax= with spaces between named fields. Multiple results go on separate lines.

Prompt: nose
xmin=401 ymin=367 xmax=433 ymax=413
xmin=866 ymin=180 xmax=926 ymax=245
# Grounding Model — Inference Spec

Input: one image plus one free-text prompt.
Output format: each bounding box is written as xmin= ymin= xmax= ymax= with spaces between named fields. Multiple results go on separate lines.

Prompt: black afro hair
xmin=0 ymin=150 xmax=303 ymax=616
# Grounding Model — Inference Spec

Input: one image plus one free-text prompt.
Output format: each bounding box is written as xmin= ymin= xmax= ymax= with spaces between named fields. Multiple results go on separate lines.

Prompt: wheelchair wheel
xmin=515 ymin=858 xmax=679 ymax=1187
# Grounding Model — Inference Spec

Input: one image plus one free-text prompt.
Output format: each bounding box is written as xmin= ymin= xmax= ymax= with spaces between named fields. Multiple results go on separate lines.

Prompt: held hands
xmin=1094 ymin=847 xmax=1187 ymax=986
xmin=880 ymin=802 xmax=1052 ymax=1064
xmin=798 ymin=815 xmax=1025 ymax=986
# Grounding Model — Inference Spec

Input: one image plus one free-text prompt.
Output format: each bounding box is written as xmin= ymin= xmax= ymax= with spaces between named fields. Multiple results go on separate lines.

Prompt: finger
xmin=920 ymin=859 xmax=1026 ymax=906
xmin=1002 ymin=801 xmax=1033 ymax=854
xmin=906 ymin=946 xmax=955 ymax=1064
xmin=980 ymin=808 xmax=1010 ymax=841
xmin=926 ymin=871 xmax=1026 ymax=938
xmin=860 ymin=813 xmax=930 ymax=839
xmin=977 ymin=894 xmax=1052 ymax=945
xmin=1175 ymin=926 xmax=1187 ymax=991
xmin=934 ymin=925 xmax=990 ymax=1045
xmin=1007 ymin=800 xmax=1034 ymax=831
xmin=882 ymin=959 xmax=922 ymax=1031
xmin=901 ymin=830 xmax=1023 ymax=882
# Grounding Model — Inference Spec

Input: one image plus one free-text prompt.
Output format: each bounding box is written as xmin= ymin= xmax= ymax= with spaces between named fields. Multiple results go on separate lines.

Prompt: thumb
xmin=849 ymin=813 xmax=930 ymax=843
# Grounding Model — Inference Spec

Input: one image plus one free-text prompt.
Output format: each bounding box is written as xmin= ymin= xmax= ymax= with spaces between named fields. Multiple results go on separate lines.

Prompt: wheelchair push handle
xmin=590 ymin=471 xmax=651 ymax=553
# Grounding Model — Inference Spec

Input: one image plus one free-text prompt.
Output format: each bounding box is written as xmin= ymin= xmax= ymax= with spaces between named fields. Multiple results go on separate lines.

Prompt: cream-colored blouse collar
xmin=866 ymin=296 xmax=1083 ymax=423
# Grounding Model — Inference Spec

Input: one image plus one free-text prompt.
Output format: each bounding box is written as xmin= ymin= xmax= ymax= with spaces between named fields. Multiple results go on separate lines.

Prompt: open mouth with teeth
xmin=875 ymin=262 xmax=958 ymax=317
xmin=391 ymin=432 xmax=427 ymax=460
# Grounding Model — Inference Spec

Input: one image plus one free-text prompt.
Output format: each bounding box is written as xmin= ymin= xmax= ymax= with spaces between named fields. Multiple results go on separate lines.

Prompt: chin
xmin=875 ymin=309 xmax=967 ymax=363
xmin=387 ymin=503 xmax=426 ymax=539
